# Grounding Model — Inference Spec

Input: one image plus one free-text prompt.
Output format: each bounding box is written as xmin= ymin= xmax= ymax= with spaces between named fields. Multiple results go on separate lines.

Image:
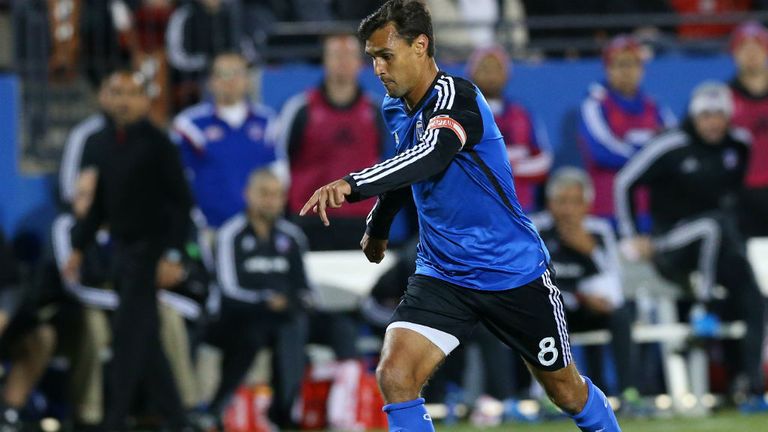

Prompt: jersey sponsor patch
xmin=427 ymin=115 xmax=467 ymax=146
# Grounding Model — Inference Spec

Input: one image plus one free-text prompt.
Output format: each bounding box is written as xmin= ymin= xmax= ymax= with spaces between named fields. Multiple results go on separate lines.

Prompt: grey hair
xmin=545 ymin=167 xmax=595 ymax=204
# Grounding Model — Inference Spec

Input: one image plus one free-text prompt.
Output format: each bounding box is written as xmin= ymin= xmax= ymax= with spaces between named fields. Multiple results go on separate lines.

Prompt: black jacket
xmin=615 ymin=120 xmax=750 ymax=237
xmin=74 ymin=118 xmax=193 ymax=252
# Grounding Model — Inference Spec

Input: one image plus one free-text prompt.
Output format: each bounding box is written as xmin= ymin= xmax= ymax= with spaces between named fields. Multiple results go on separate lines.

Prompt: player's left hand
xmin=299 ymin=179 xmax=352 ymax=226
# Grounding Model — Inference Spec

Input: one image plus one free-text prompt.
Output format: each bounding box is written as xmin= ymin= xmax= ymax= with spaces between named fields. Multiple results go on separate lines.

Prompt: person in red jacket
xmin=468 ymin=46 xmax=552 ymax=212
xmin=729 ymin=21 xmax=768 ymax=237
xmin=280 ymin=34 xmax=389 ymax=250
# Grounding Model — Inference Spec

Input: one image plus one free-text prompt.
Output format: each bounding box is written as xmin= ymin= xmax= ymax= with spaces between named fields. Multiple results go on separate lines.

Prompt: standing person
xmin=173 ymin=52 xmax=284 ymax=229
xmin=63 ymin=70 xmax=195 ymax=431
xmin=578 ymin=35 xmax=676 ymax=222
xmin=729 ymin=21 xmax=768 ymax=237
xmin=468 ymin=45 xmax=552 ymax=212
xmin=534 ymin=168 xmax=640 ymax=411
xmin=280 ymin=33 xmax=389 ymax=250
xmin=300 ymin=2 xmax=621 ymax=431
xmin=206 ymin=169 xmax=311 ymax=428
xmin=615 ymin=82 xmax=766 ymax=409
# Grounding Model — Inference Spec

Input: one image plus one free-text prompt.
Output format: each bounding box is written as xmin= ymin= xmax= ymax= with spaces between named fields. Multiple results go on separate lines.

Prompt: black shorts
xmin=389 ymin=268 xmax=572 ymax=371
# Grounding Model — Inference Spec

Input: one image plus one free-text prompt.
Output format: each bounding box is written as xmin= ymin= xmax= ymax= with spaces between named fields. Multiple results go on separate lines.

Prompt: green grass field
xmin=445 ymin=411 xmax=768 ymax=431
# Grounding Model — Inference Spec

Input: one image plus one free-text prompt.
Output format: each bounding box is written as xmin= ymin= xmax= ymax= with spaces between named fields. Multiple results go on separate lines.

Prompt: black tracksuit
xmin=615 ymin=121 xmax=766 ymax=395
xmin=208 ymin=214 xmax=311 ymax=426
xmin=74 ymin=118 xmax=193 ymax=431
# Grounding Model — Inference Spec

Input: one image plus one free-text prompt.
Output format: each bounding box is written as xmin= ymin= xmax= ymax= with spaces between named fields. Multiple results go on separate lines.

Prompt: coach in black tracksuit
xmin=615 ymin=82 xmax=766 ymax=399
xmin=207 ymin=168 xmax=311 ymax=427
xmin=63 ymin=70 xmax=193 ymax=431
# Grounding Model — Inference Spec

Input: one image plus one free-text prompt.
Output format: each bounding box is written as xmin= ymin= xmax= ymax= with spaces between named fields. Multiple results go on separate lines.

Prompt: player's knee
xmin=376 ymin=360 xmax=421 ymax=402
xmin=546 ymin=375 xmax=588 ymax=414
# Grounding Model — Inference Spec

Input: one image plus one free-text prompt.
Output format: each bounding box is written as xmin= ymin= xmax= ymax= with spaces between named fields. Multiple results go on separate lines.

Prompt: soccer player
xmin=299 ymin=1 xmax=621 ymax=431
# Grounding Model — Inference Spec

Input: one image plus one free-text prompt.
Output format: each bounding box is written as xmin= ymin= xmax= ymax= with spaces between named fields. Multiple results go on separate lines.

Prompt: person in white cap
xmin=613 ymin=81 xmax=767 ymax=411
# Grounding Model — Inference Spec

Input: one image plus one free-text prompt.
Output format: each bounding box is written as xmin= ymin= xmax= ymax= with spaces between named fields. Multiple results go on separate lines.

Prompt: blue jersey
xmin=172 ymin=101 xmax=281 ymax=227
xmin=344 ymin=72 xmax=549 ymax=291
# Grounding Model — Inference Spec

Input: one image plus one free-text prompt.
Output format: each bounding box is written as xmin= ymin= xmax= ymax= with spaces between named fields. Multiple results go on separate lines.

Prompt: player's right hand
xmin=63 ymin=250 xmax=83 ymax=284
xmin=361 ymin=233 xmax=388 ymax=264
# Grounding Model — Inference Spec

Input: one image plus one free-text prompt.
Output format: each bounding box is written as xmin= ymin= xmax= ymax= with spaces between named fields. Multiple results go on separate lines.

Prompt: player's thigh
xmin=379 ymin=275 xmax=479 ymax=394
xmin=477 ymin=268 xmax=572 ymax=372
xmin=378 ymin=326 xmax=447 ymax=391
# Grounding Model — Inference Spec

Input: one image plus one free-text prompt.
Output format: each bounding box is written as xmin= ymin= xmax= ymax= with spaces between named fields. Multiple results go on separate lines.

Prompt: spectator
xmin=166 ymin=0 xmax=239 ymax=110
xmin=204 ymin=169 xmax=311 ymax=428
xmin=468 ymin=46 xmax=551 ymax=211
xmin=59 ymin=78 xmax=113 ymax=204
xmin=728 ymin=21 xmax=768 ymax=237
xmin=0 ymin=230 xmax=56 ymax=432
xmin=63 ymin=69 xmax=195 ymax=431
xmin=578 ymin=35 xmax=676 ymax=223
xmin=614 ymin=82 xmax=766 ymax=409
xmin=173 ymin=52 xmax=284 ymax=229
xmin=280 ymin=34 xmax=388 ymax=250
xmin=533 ymin=167 xmax=640 ymax=410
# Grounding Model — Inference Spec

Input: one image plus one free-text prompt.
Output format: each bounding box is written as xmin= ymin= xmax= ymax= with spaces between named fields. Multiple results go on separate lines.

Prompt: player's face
xmin=366 ymin=24 xmax=424 ymax=98
xmin=324 ymin=35 xmax=362 ymax=86
xmin=472 ymin=54 xmax=507 ymax=99
xmin=210 ymin=55 xmax=250 ymax=106
xmin=606 ymin=50 xmax=644 ymax=96
xmin=734 ymin=39 xmax=768 ymax=74
xmin=694 ymin=111 xmax=729 ymax=145
xmin=246 ymin=175 xmax=286 ymax=222
xmin=548 ymin=184 xmax=589 ymax=226
xmin=107 ymin=73 xmax=150 ymax=126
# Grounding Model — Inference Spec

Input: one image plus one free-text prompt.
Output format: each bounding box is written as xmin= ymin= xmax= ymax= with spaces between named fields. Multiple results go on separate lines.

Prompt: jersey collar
xmin=406 ymin=71 xmax=446 ymax=117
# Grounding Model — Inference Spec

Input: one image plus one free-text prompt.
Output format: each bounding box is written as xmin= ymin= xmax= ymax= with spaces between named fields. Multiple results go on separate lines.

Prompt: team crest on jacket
xmin=415 ymin=115 xmax=425 ymax=139
xmin=204 ymin=125 xmax=224 ymax=141
xmin=248 ymin=124 xmax=264 ymax=141
xmin=275 ymin=234 xmax=292 ymax=254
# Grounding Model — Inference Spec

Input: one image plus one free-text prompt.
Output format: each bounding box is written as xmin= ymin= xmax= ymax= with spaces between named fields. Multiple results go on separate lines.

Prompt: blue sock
xmin=569 ymin=376 xmax=621 ymax=432
xmin=383 ymin=398 xmax=435 ymax=432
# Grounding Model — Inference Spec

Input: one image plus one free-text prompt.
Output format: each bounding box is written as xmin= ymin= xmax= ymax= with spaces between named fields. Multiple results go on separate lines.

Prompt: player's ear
xmin=413 ymin=34 xmax=429 ymax=57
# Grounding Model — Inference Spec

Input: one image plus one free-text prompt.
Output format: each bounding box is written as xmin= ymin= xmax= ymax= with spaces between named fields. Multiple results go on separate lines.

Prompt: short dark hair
xmin=358 ymin=0 xmax=435 ymax=57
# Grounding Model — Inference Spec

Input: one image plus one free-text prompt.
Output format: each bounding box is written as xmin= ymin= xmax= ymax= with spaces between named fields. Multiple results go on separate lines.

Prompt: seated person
xmin=0 ymin=230 xmax=56 ymax=432
xmin=533 ymin=167 xmax=640 ymax=409
xmin=615 ymin=82 xmax=766 ymax=408
xmin=204 ymin=169 xmax=312 ymax=429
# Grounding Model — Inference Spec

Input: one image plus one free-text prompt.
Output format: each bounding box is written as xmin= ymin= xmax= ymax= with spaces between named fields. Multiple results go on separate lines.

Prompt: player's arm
xmin=342 ymin=116 xmax=471 ymax=201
